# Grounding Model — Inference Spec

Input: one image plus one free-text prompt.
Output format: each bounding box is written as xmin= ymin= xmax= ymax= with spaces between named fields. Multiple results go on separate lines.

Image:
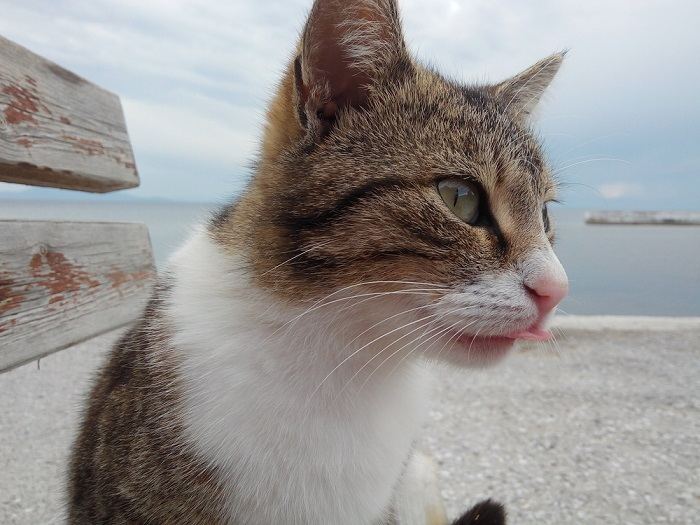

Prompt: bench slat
xmin=0 ymin=35 xmax=139 ymax=193
xmin=0 ymin=220 xmax=155 ymax=372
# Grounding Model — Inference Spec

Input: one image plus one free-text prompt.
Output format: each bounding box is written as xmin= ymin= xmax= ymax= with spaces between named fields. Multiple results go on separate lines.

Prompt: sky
xmin=0 ymin=0 xmax=699 ymax=209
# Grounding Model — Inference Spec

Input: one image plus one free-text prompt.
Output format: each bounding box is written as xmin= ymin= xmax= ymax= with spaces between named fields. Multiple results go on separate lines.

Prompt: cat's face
xmin=216 ymin=0 xmax=568 ymax=367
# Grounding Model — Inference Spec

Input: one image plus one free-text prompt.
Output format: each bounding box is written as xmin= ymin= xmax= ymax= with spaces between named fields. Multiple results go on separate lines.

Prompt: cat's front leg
xmin=388 ymin=451 xmax=507 ymax=525
xmin=389 ymin=451 xmax=448 ymax=525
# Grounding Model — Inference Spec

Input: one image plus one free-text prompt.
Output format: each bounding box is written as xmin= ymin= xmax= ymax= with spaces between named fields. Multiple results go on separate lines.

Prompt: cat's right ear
xmin=295 ymin=0 xmax=410 ymax=136
xmin=493 ymin=52 xmax=566 ymax=120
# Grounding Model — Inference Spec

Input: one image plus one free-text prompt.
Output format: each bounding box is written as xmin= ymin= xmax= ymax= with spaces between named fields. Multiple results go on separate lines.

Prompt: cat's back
xmin=67 ymin=284 xmax=227 ymax=524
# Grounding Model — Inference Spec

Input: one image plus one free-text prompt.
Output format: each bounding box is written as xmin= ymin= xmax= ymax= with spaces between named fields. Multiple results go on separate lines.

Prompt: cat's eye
xmin=542 ymin=204 xmax=551 ymax=231
xmin=438 ymin=180 xmax=480 ymax=224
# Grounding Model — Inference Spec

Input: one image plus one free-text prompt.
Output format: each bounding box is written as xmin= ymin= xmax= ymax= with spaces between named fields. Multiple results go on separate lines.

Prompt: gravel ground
xmin=1 ymin=316 xmax=699 ymax=524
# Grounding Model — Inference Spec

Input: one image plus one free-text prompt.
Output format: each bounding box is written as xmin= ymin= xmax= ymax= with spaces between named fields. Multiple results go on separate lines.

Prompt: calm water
xmin=1 ymin=200 xmax=699 ymax=316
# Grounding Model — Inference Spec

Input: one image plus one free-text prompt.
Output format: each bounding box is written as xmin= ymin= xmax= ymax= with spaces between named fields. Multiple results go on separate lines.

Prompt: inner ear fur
xmin=493 ymin=51 xmax=566 ymax=119
xmin=294 ymin=0 xmax=409 ymax=134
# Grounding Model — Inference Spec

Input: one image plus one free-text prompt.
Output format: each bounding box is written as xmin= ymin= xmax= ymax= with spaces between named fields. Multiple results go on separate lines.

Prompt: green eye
xmin=438 ymin=180 xmax=481 ymax=224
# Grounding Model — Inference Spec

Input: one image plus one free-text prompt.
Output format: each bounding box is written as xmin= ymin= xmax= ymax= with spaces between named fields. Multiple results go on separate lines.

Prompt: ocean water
xmin=1 ymin=200 xmax=699 ymax=316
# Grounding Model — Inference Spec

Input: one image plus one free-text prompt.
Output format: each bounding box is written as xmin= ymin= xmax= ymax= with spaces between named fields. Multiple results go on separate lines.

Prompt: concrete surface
xmin=1 ymin=316 xmax=699 ymax=524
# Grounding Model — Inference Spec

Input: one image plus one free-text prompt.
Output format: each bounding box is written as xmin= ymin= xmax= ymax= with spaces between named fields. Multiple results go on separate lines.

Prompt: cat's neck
xmin=164 ymin=228 xmax=430 ymax=523
xmin=165 ymin=227 xmax=430 ymax=422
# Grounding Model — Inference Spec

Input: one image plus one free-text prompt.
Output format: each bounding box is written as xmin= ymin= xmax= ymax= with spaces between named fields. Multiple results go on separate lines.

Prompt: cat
xmin=68 ymin=0 xmax=568 ymax=523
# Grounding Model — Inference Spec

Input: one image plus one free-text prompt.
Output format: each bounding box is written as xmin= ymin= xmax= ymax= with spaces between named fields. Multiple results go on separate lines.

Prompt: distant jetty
xmin=585 ymin=211 xmax=700 ymax=225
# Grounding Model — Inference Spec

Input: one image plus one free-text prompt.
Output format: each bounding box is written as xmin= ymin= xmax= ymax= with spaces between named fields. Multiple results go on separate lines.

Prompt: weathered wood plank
xmin=0 ymin=221 xmax=155 ymax=372
xmin=585 ymin=211 xmax=700 ymax=226
xmin=0 ymin=35 xmax=139 ymax=192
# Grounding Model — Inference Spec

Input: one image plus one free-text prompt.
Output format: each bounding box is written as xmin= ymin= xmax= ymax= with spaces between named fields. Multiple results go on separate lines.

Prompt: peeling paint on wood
xmin=0 ymin=221 xmax=155 ymax=372
xmin=0 ymin=35 xmax=139 ymax=193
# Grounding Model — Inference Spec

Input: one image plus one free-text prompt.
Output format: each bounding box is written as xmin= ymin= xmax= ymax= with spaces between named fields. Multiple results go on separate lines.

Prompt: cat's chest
xmin=221 ymin=406 xmax=421 ymax=524
xmin=168 ymin=231 xmax=431 ymax=523
xmin=179 ymin=350 xmax=430 ymax=525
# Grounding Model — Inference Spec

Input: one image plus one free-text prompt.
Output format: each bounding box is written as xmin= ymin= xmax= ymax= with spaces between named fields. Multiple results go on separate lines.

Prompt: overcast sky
xmin=1 ymin=0 xmax=698 ymax=209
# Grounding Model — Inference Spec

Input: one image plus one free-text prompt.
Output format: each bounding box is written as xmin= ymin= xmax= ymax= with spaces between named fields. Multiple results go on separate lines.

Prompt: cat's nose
xmin=526 ymin=275 xmax=569 ymax=314
xmin=522 ymin=246 xmax=569 ymax=315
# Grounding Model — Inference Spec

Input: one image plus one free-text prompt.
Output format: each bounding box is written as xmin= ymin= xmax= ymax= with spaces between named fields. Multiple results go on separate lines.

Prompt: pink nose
xmin=526 ymin=275 xmax=569 ymax=315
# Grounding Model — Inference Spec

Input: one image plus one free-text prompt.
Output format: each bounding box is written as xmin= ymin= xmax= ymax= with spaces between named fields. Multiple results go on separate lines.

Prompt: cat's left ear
xmin=493 ymin=52 xmax=566 ymax=119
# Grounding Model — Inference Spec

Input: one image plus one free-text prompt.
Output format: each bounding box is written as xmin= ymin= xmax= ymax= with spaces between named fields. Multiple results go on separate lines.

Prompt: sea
xmin=1 ymin=200 xmax=699 ymax=317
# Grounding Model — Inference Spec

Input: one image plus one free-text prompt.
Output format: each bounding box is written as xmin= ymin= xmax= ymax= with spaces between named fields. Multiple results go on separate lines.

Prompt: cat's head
xmin=214 ymin=0 xmax=568 ymax=367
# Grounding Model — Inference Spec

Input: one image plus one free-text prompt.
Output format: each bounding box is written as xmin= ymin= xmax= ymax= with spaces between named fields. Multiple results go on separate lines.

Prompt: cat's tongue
xmin=504 ymin=327 xmax=553 ymax=341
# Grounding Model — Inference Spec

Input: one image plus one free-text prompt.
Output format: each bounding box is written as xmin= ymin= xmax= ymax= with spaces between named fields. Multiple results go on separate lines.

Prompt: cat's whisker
xmin=556 ymin=152 xmax=628 ymax=163
xmin=355 ymin=322 xmax=447 ymax=395
xmin=309 ymin=301 xmax=440 ymax=390
xmin=337 ymin=306 xmax=471 ymax=397
xmin=260 ymin=240 xmax=333 ymax=277
xmin=552 ymin=157 xmax=631 ymax=176
xmin=338 ymin=288 xmax=448 ymax=312
xmin=390 ymin=318 xmax=477 ymax=381
xmin=466 ymin=327 xmax=484 ymax=362
xmin=335 ymin=302 xmax=438 ymax=353
xmin=309 ymin=309 xmax=448 ymax=400
xmin=337 ymin=317 xmax=443 ymax=398
xmin=312 ymin=289 xmax=444 ymax=343
xmin=262 ymin=280 xmax=448 ymax=344
xmin=440 ymin=322 xmax=478 ymax=362
xmin=433 ymin=318 xmax=473 ymax=363
xmin=558 ymin=133 xmax=629 ymax=157
xmin=556 ymin=179 xmax=604 ymax=197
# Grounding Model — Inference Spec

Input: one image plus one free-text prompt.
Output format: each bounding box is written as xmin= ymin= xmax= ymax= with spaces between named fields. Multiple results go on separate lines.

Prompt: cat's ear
xmin=493 ymin=52 xmax=566 ymax=119
xmin=295 ymin=0 xmax=409 ymax=134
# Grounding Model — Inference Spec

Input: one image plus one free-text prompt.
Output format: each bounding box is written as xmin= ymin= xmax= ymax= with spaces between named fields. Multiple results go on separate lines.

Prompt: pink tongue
xmin=505 ymin=328 xmax=552 ymax=341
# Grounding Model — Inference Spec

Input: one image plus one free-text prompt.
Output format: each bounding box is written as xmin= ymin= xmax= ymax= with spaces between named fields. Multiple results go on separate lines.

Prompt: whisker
xmin=553 ymin=157 xmax=631 ymax=176
xmin=337 ymin=317 xmax=443 ymax=397
xmin=558 ymin=133 xmax=628 ymax=157
xmin=262 ymin=281 xmax=449 ymax=345
xmin=466 ymin=326 xmax=483 ymax=362
xmin=260 ymin=241 xmax=333 ymax=277
xmin=309 ymin=309 xmax=448 ymax=400
xmin=338 ymin=288 xmax=448 ymax=312
xmin=433 ymin=318 xmax=477 ymax=363
xmin=338 ymin=306 xmax=471 ymax=397
xmin=385 ymin=318 xmax=477 ymax=381
xmin=307 ymin=303 xmax=439 ymax=399
xmin=357 ymin=320 xmax=451 ymax=392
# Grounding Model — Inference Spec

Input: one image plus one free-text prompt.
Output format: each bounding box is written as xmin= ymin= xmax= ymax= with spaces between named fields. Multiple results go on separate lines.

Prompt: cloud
xmin=122 ymin=97 xmax=259 ymax=168
xmin=0 ymin=0 xmax=698 ymax=207
xmin=598 ymin=183 xmax=642 ymax=200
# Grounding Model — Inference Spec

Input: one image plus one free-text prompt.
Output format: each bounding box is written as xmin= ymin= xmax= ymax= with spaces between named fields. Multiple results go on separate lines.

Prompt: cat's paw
xmin=452 ymin=499 xmax=506 ymax=525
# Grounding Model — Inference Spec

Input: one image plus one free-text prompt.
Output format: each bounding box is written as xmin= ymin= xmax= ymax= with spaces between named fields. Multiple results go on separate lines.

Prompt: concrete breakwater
xmin=585 ymin=210 xmax=700 ymax=225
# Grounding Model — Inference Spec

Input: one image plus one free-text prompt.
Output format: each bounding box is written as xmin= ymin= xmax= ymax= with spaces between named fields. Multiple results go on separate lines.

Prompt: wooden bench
xmin=0 ymin=35 xmax=156 ymax=373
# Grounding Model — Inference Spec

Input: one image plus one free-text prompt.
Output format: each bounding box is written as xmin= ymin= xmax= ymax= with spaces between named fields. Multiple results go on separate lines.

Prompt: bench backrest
xmin=0 ymin=36 xmax=155 ymax=373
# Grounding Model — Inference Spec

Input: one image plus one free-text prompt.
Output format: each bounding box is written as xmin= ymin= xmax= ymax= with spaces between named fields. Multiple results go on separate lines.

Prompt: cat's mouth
xmin=449 ymin=324 xmax=552 ymax=345
xmin=443 ymin=324 xmax=552 ymax=361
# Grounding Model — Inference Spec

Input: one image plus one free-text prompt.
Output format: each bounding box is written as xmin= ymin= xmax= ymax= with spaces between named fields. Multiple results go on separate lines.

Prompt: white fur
xmin=432 ymin=243 xmax=567 ymax=337
xmin=166 ymin=229 xmax=432 ymax=525
xmin=520 ymin=244 xmax=568 ymax=295
xmin=392 ymin=452 xmax=447 ymax=525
